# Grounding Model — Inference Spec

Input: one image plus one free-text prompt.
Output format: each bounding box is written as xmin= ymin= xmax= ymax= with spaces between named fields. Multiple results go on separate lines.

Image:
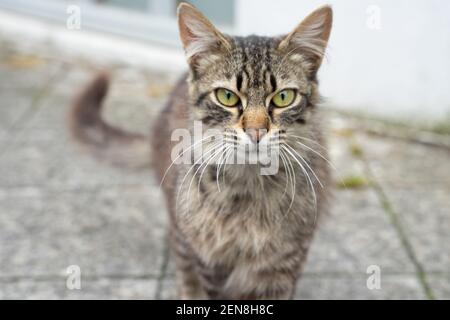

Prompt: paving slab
xmin=0 ymin=92 xmax=34 ymax=140
xmin=302 ymin=130 xmax=416 ymax=274
xmin=0 ymin=278 xmax=158 ymax=299
xmin=158 ymin=129 xmax=421 ymax=299
xmin=1 ymin=33 xmax=448 ymax=300
xmin=427 ymin=274 xmax=450 ymax=300
xmin=0 ymin=135 xmax=159 ymax=189
xmin=38 ymin=64 xmax=174 ymax=137
xmin=360 ymin=134 xmax=450 ymax=188
xmin=0 ymin=187 xmax=167 ymax=278
xmin=382 ymin=187 xmax=450 ymax=273
xmin=295 ymin=274 xmax=425 ymax=300
xmin=0 ymin=51 xmax=62 ymax=92
xmin=158 ymin=274 xmax=425 ymax=300
xmin=159 ymin=186 xmax=421 ymax=298
xmin=358 ymin=135 xmax=450 ymax=277
xmin=303 ymin=188 xmax=416 ymax=274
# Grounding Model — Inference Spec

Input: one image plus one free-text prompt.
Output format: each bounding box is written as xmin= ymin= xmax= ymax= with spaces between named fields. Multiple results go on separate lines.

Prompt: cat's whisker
xmin=186 ymin=146 xmax=227 ymax=208
xmin=175 ymin=141 xmax=223 ymax=212
xmin=191 ymin=141 xmax=226 ymax=192
xmin=159 ymin=134 xmax=215 ymax=187
xmin=189 ymin=143 xmax=226 ymax=204
xmin=281 ymin=145 xmax=317 ymax=214
xmin=221 ymin=146 xmax=235 ymax=186
xmin=284 ymin=143 xmax=320 ymax=228
xmin=223 ymin=139 xmax=240 ymax=145
xmin=290 ymin=136 xmax=347 ymax=188
xmin=295 ymin=140 xmax=336 ymax=171
xmin=284 ymin=143 xmax=324 ymax=188
xmin=277 ymin=149 xmax=296 ymax=226
xmin=278 ymin=149 xmax=292 ymax=200
xmin=290 ymin=137 xmax=334 ymax=167
xmin=289 ymin=135 xmax=328 ymax=152
xmin=195 ymin=143 xmax=226 ymax=196
xmin=280 ymin=147 xmax=296 ymax=215
xmin=215 ymin=145 xmax=233 ymax=192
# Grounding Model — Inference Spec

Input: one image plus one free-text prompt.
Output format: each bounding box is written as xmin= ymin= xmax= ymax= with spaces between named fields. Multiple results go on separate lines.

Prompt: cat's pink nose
xmin=241 ymin=108 xmax=270 ymax=143
xmin=246 ymin=127 xmax=267 ymax=144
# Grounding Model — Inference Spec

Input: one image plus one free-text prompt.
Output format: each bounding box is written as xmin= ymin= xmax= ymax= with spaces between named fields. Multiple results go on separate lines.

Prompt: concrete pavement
xmin=0 ymin=36 xmax=448 ymax=299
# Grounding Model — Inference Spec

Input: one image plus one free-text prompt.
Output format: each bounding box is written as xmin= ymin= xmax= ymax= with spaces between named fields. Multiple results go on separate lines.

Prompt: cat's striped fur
xmin=153 ymin=4 xmax=333 ymax=299
xmin=70 ymin=3 xmax=333 ymax=299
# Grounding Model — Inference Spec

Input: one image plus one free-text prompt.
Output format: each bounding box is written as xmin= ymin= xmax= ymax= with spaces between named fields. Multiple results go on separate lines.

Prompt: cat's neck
xmin=210 ymin=163 xmax=288 ymax=192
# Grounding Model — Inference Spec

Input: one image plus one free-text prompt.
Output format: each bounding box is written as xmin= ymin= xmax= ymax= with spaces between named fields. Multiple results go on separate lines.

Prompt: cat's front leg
xmin=229 ymin=252 xmax=305 ymax=300
xmin=170 ymin=229 xmax=207 ymax=299
xmin=236 ymin=272 xmax=298 ymax=300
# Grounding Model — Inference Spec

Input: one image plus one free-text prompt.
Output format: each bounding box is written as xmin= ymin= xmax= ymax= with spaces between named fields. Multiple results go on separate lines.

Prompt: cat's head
xmin=177 ymin=3 xmax=332 ymax=147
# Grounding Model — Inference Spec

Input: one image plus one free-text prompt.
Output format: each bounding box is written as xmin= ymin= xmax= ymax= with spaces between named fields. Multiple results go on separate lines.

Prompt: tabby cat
xmin=71 ymin=3 xmax=333 ymax=299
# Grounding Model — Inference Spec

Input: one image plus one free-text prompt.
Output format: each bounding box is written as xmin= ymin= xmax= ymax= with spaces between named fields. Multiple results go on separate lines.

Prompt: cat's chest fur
xmin=176 ymin=165 xmax=312 ymax=265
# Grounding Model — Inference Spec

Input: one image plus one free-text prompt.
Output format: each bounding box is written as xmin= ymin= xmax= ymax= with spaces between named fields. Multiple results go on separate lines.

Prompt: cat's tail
xmin=69 ymin=72 xmax=150 ymax=169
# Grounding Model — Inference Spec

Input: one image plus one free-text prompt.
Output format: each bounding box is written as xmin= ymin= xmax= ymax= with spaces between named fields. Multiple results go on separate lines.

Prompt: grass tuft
xmin=337 ymin=175 xmax=370 ymax=189
xmin=349 ymin=142 xmax=363 ymax=157
xmin=430 ymin=119 xmax=450 ymax=135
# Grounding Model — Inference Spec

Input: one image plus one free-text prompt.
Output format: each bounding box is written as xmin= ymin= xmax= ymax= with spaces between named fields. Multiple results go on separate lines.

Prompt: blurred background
xmin=2 ymin=0 xmax=450 ymax=123
xmin=0 ymin=0 xmax=448 ymax=299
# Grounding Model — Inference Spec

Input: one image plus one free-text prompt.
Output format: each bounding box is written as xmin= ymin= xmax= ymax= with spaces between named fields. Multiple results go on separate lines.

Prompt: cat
xmin=70 ymin=3 xmax=333 ymax=299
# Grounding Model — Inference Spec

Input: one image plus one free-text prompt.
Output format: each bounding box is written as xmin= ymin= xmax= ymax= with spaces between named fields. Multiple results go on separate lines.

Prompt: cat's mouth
xmin=203 ymin=128 xmax=284 ymax=167
xmin=228 ymin=138 xmax=280 ymax=166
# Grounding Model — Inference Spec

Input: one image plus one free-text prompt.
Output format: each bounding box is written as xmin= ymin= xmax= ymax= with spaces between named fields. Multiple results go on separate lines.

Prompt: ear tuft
xmin=279 ymin=5 xmax=333 ymax=72
xmin=177 ymin=3 xmax=230 ymax=64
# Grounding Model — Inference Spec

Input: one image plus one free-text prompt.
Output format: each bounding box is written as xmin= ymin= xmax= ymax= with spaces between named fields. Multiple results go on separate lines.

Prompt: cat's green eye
xmin=272 ymin=89 xmax=296 ymax=108
xmin=216 ymin=88 xmax=240 ymax=107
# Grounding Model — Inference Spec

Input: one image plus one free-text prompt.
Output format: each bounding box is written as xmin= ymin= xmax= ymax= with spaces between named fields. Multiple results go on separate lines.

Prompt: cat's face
xmin=178 ymin=3 xmax=332 ymax=149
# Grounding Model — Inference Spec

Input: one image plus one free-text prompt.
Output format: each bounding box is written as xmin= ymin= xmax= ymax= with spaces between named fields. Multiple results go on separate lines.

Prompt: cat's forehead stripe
xmin=233 ymin=36 xmax=276 ymax=91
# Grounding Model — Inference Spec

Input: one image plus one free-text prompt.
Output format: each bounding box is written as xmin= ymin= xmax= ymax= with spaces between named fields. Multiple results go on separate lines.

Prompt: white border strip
xmin=0 ymin=9 xmax=186 ymax=72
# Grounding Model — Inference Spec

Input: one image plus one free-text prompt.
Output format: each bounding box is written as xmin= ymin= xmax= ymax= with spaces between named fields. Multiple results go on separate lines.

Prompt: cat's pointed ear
xmin=177 ymin=3 xmax=231 ymax=68
xmin=279 ymin=5 xmax=333 ymax=74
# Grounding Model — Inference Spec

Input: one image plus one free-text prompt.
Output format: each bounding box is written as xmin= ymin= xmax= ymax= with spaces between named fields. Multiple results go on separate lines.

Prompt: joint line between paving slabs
xmin=0 ymin=62 xmax=68 ymax=157
xmin=154 ymin=231 xmax=171 ymax=299
xmin=363 ymin=159 xmax=436 ymax=300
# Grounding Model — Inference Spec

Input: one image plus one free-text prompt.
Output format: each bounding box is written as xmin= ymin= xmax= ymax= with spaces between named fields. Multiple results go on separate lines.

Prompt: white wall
xmin=235 ymin=0 xmax=450 ymax=122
